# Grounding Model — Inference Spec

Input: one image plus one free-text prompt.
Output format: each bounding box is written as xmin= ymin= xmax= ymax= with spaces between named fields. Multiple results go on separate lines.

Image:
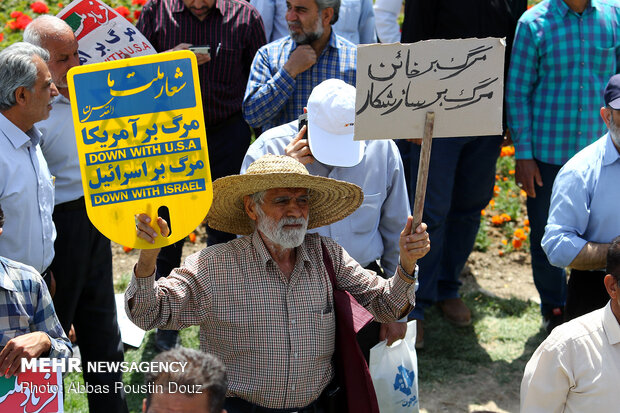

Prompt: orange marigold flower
xmin=514 ymin=228 xmax=527 ymax=240
xmin=524 ymin=219 xmax=530 ymax=226
xmin=495 ymin=174 xmax=500 ymax=181
xmin=491 ymin=215 xmax=504 ymax=226
xmin=500 ymin=146 xmax=515 ymax=157
xmin=58 ymin=2 xmax=64 ymax=7
xmin=524 ymin=226 xmax=530 ymax=233
xmin=132 ymin=0 xmax=147 ymax=4
xmin=480 ymin=209 xmax=486 ymax=216
xmin=122 ymin=246 xmax=133 ymax=253
xmin=509 ymin=169 xmax=515 ymax=175
xmin=498 ymin=250 xmax=505 ymax=257
xmin=512 ymin=238 xmax=523 ymax=249
xmin=30 ymin=1 xmax=50 ymax=14
xmin=500 ymin=213 xmax=511 ymax=222
xmin=501 ymin=239 xmax=508 ymax=245
xmin=188 ymin=232 xmax=197 ymax=243
xmin=520 ymin=189 xmax=527 ymax=197
xmin=502 ymin=177 xmax=508 ymax=181
xmin=489 ymin=199 xmax=495 ymax=207
xmin=115 ymin=6 xmax=130 ymax=17
xmin=494 ymin=185 xmax=500 ymax=193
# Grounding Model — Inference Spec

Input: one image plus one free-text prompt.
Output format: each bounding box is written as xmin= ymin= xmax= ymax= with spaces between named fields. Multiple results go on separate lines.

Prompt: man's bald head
xmin=24 ymin=15 xmax=79 ymax=95
xmin=24 ymin=15 xmax=74 ymax=45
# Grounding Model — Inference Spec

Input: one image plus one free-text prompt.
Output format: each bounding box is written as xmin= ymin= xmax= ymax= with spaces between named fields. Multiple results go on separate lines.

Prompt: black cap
xmin=604 ymin=74 xmax=620 ymax=110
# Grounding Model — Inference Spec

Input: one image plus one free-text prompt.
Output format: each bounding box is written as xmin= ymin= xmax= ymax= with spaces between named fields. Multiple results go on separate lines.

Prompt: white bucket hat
xmin=307 ymin=79 xmax=365 ymax=167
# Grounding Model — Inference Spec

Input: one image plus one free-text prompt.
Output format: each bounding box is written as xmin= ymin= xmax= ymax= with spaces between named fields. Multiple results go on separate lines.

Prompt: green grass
xmin=418 ymin=292 xmax=545 ymax=387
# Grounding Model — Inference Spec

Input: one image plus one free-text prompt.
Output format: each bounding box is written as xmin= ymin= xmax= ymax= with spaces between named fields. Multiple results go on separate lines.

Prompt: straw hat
xmin=206 ymin=154 xmax=363 ymax=235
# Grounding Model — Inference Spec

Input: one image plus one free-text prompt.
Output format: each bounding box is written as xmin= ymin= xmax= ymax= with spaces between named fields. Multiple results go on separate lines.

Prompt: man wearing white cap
xmin=242 ymin=79 xmax=411 ymax=357
xmin=126 ymin=154 xmax=429 ymax=411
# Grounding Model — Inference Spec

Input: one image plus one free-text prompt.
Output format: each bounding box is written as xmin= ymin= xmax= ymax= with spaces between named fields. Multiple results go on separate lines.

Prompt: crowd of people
xmin=0 ymin=0 xmax=619 ymax=412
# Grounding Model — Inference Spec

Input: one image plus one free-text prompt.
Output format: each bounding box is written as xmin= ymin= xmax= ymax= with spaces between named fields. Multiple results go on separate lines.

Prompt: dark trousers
xmin=565 ymin=269 xmax=609 ymax=321
xmin=398 ymin=135 xmax=503 ymax=319
xmin=526 ymin=160 xmax=567 ymax=316
xmin=50 ymin=202 xmax=128 ymax=413
xmin=156 ymin=114 xmax=250 ymax=275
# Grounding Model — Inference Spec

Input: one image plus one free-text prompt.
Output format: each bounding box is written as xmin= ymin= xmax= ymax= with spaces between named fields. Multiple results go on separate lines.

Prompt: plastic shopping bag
xmin=369 ymin=320 xmax=419 ymax=413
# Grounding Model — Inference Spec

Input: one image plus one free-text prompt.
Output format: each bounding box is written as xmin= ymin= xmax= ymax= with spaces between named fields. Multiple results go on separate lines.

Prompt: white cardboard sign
xmin=355 ymin=38 xmax=505 ymax=140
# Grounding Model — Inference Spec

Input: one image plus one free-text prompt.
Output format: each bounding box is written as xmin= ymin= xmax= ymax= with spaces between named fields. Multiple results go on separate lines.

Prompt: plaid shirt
xmin=506 ymin=0 xmax=620 ymax=165
xmin=137 ymin=0 xmax=266 ymax=127
xmin=0 ymin=256 xmax=71 ymax=359
xmin=242 ymin=31 xmax=357 ymax=130
xmin=126 ymin=232 xmax=414 ymax=409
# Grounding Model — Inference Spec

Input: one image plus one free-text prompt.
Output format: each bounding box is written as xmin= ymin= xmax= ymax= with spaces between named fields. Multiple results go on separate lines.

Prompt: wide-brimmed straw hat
xmin=206 ymin=154 xmax=363 ymax=235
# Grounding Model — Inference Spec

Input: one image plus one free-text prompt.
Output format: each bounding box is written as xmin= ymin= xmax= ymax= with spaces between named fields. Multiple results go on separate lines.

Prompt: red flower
xmin=0 ymin=33 xmax=4 ymax=43
xmin=133 ymin=10 xmax=141 ymax=20
xmin=58 ymin=2 xmax=64 ymax=7
xmin=132 ymin=0 xmax=146 ymax=5
xmin=7 ymin=13 xmax=33 ymax=31
xmin=17 ymin=14 xmax=33 ymax=30
xmin=115 ymin=6 xmax=130 ymax=17
xmin=10 ymin=11 xmax=23 ymax=18
xmin=31 ymin=1 xmax=50 ymax=14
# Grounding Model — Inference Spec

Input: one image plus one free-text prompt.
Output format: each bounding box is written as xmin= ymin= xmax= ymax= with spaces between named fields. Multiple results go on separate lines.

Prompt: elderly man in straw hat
xmin=126 ymin=154 xmax=429 ymax=412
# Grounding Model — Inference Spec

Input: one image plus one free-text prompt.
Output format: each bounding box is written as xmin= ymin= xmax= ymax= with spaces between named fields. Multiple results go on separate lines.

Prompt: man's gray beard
xmin=289 ymin=14 xmax=323 ymax=44
xmin=255 ymin=206 xmax=308 ymax=249
xmin=609 ymin=116 xmax=620 ymax=149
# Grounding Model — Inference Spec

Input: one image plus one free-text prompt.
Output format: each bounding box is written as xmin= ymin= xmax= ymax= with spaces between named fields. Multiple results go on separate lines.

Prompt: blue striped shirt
xmin=242 ymin=31 xmax=357 ymax=130
xmin=0 ymin=256 xmax=71 ymax=360
xmin=506 ymin=0 xmax=620 ymax=165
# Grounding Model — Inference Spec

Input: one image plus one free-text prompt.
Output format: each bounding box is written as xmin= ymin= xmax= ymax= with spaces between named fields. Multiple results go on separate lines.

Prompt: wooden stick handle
xmin=412 ymin=112 xmax=434 ymax=232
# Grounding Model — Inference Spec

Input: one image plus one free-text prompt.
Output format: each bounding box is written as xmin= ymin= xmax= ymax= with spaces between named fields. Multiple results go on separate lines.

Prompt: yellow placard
xmin=67 ymin=51 xmax=212 ymax=248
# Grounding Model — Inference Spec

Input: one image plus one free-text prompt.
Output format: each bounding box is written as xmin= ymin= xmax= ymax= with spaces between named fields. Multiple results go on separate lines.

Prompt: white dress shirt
xmin=36 ymin=95 xmax=83 ymax=205
xmin=0 ymin=113 xmax=55 ymax=273
xmin=36 ymin=95 xmax=84 ymax=205
xmin=241 ymin=120 xmax=410 ymax=274
xmin=521 ymin=302 xmax=620 ymax=413
xmin=373 ymin=0 xmax=402 ymax=43
xmin=251 ymin=0 xmax=289 ymax=42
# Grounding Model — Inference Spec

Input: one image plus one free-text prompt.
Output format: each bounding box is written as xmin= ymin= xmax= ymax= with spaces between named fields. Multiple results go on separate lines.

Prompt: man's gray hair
xmin=0 ymin=42 xmax=49 ymax=110
xmin=144 ymin=347 xmax=227 ymax=413
xmin=23 ymin=15 xmax=73 ymax=47
xmin=250 ymin=191 xmax=267 ymax=206
xmin=315 ymin=0 xmax=340 ymax=24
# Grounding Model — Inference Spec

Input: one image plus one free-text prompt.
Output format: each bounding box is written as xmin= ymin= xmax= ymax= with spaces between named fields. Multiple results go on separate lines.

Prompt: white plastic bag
xmin=369 ymin=320 xmax=419 ymax=413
